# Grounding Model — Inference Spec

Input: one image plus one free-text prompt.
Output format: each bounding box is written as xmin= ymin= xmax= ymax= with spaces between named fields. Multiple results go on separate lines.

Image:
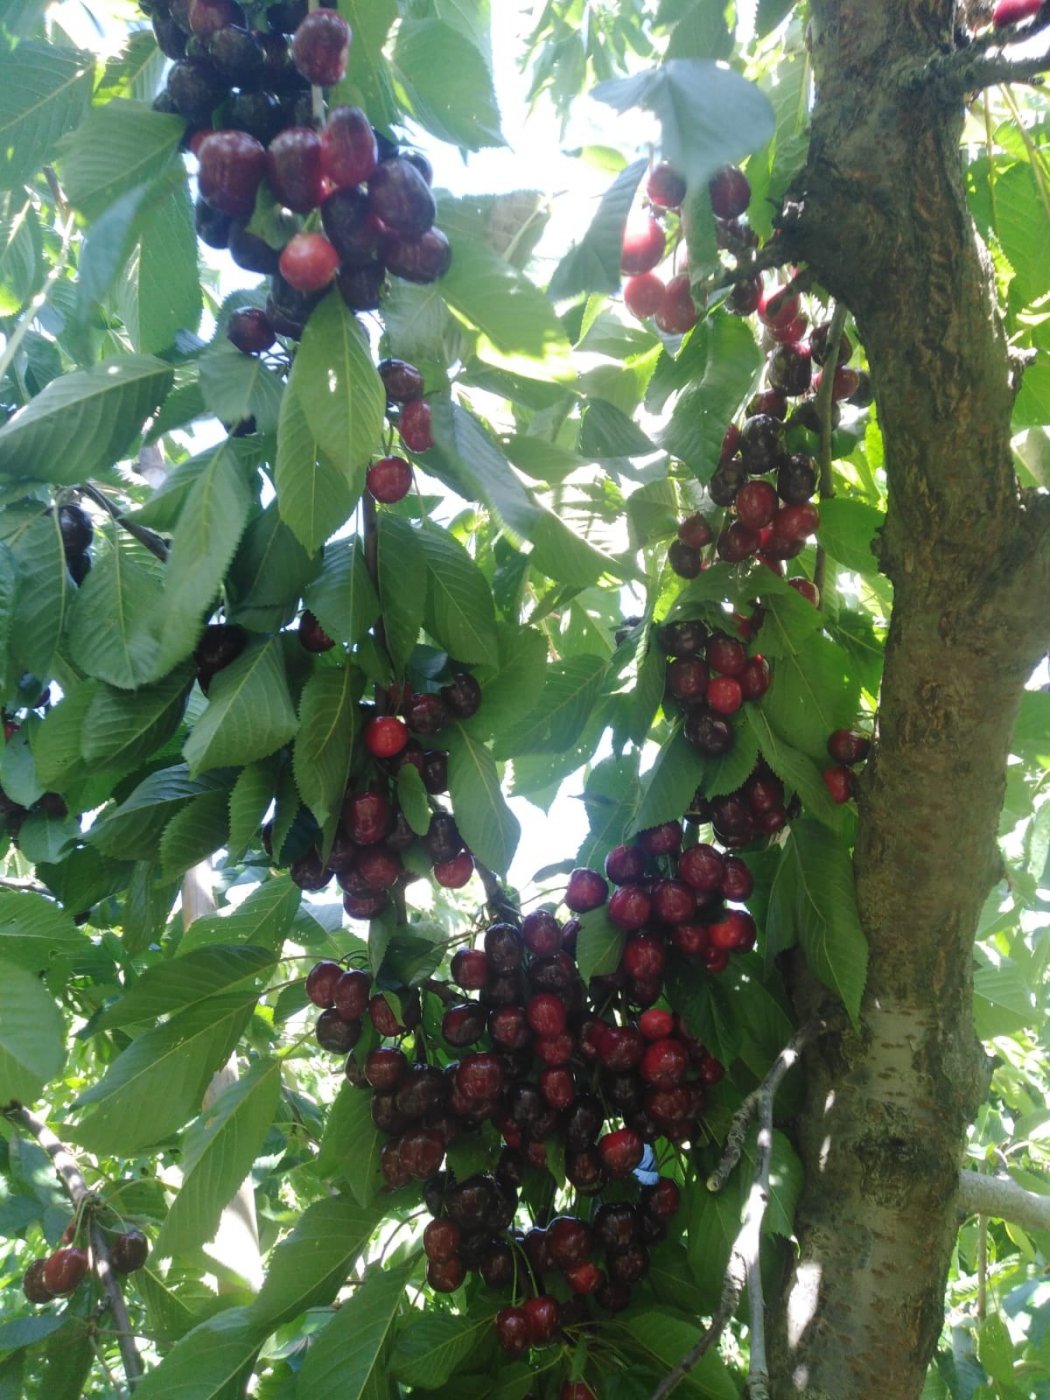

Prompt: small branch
xmin=652 ymin=1025 xmax=815 ymax=1400
xmin=957 ymin=1170 xmax=1050 ymax=1234
xmin=473 ymin=859 xmax=520 ymax=925
xmin=703 ymin=231 xmax=802 ymax=303
xmin=3 ymin=1105 xmax=144 ymax=1388
xmin=79 ymin=484 xmax=169 ymax=563
xmin=812 ymin=301 xmax=848 ymax=607
xmin=0 ymin=875 xmax=48 ymax=893
xmin=925 ymin=13 xmax=1050 ymax=93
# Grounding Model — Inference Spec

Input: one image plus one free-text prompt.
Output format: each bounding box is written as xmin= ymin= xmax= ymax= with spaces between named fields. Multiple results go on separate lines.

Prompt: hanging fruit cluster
xmin=21 ymin=1218 xmax=149 ymax=1307
xmin=145 ymin=0 xmax=450 ymax=346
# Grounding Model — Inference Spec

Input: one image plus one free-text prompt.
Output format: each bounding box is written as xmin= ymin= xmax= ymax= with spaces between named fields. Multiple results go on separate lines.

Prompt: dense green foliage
xmin=0 ymin=2 xmax=1048 ymax=1397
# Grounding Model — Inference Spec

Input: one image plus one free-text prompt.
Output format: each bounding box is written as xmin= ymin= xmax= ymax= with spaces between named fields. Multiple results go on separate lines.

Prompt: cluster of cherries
xmin=143 ymin=0 xmax=450 ymax=347
xmin=655 ymin=615 xmax=770 ymax=762
xmin=21 ymin=1226 xmax=149 ymax=1305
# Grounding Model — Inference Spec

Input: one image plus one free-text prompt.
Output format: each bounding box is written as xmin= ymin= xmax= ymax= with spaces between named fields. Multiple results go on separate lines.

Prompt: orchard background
xmin=1 ymin=0 xmax=1050 ymax=1397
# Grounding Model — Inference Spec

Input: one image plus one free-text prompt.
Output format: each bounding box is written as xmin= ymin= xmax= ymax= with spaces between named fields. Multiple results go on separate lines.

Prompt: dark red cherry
xmin=321 ymin=105 xmax=377 ymax=188
xmin=197 ymin=129 xmax=268 ymax=220
xmin=708 ymin=165 xmax=750 ymax=220
xmin=647 ymin=161 xmax=686 ymax=209
xmin=298 ymin=609 xmax=334 ymax=651
xmin=267 ymin=126 xmax=325 ymax=212
xmin=227 ymin=307 xmax=276 ymax=355
xmin=598 ymin=1128 xmax=644 ymax=1178
xmin=305 ymin=959 xmax=342 ymax=1007
xmin=368 ymin=157 xmax=436 ymax=237
xmin=564 ymin=867 xmax=607 ymax=912
xmin=383 ymin=227 xmax=452 ymax=283
xmin=291 ymin=8 xmax=350 ymax=84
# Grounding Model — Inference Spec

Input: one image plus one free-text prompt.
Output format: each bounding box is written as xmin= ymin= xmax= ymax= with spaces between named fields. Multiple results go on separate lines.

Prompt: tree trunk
xmin=768 ymin=5 xmax=1050 ymax=1396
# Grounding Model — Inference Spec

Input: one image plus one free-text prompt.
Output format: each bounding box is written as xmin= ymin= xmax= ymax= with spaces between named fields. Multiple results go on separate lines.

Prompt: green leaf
xmin=664 ymin=955 xmax=742 ymax=1066
xmin=977 ymin=1314 xmax=1015 ymax=1387
xmin=621 ymin=1309 xmax=738 ymax=1398
xmin=316 ymin=1083 xmax=384 ymax=1204
xmin=742 ymin=704 xmax=853 ymax=835
xmin=660 ymin=315 xmax=761 ymax=479
xmin=390 ymin=1307 xmax=497 ymax=1389
xmin=468 ymin=624 xmax=548 ymax=739
xmin=159 ymin=788 xmax=236 ymax=879
xmin=227 ymin=502 xmax=317 ymax=633
xmin=120 ymin=172 xmax=202 ymax=354
xmin=247 ymin=1194 xmax=384 ymax=1330
xmin=0 ymin=958 xmax=66 ymax=1103
xmin=440 ymin=233 xmax=568 ymax=364
xmin=274 ymin=378 xmax=356 ymax=554
xmin=789 ymin=820 xmax=868 ymax=1024
xmin=393 ymin=19 xmax=503 ymax=149
xmin=419 ymin=522 xmax=499 ymax=667
xmin=493 ymin=654 xmax=609 ymax=758
xmin=549 ymin=159 xmax=647 ymax=300
xmin=178 ymin=876 xmax=300 ymax=955
xmin=59 ymin=100 xmax=186 ymax=220
xmin=575 ymin=906 xmax=626 ymax=982
xmin=293 ymin=662 xmax=359 ymax=832
xmin=0 ymin=196 xmax=42 ymax=314
xmin=579 ymin=398 xmax=657 ymax=458
xmin=83 ymin=666 xmax=192 ymax=770
xmin=0 ymin=42 xmax=94 ymax=191
xmin=376 ymin=515 xmax=425 ymax=672
xmin=8 ymin=513 xmax=71 ymax=681
xmin=817 ymin=498 xmax=884 ymax=576
xmin=297 ymin=1262 xmax=413 ymax=1400
xmin=16 ymin=808 xmax=79 ymax=864
xmin=228 ymin=758 xmax=279 ymax=858
xmin=0 ymin=541 xmax=16 ymax=693
xmin=0 ymin=888 xmax=81 ymax=972
xmin=0 ymin=353 xmax=174 ymax=485
xmin=303 ymin=537 xmax=380 ymax=648
xmin=427 ymin=398 xmax=539 ymax=539
xmin=332 ymin=0 xmax=398 ymax=130
xmin=631 ymin=732 xmax=705 ymax=834
xmin=760 ymin=630 xmax=861 ymax=764
xmin=150 ymin=439 xmax=255 ymax=675
xmin=88 ymin=764 xmax=233 ymax=860
xmin=155 ymin=1058 xmax=282 ymax=1259
xmin=97 ymin=945 xmax=277 ymax=1030
xmin=593 ymin=59 xmax=775 ymax=187
xmin=129 ymin=1307 xmax=262 ymax=1400
xmin=67 ymin=531 xmax=165 ymax=688
xmin=292 ymin=292 xmax=385 ymax=487
xmin=184 ymin=638 xmax=299 ymax=775
xmin=446 ymin=723 xmax=520 ymax=874
xmin=397 ymin=762 xmax=432 ymax=836
xmin=199 ymin=342 xmax=285 ymax=435
xmin=73 ymin=992 xmax=258 ymax=1155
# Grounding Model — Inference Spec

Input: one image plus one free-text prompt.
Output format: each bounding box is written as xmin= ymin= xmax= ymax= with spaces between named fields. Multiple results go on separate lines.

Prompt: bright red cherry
xmin=678 ymin=842 xmax=724 ymax=891
xmin=451 ymin=947 xmax=488 ymax=989
xmin=735 ymin=480 xmax=778 ymax=530
xmin=624 ymin=272 xmax=665 ymax=319
xmin=433 ymin=851 xmax=474 ymax=888
xmin=42 ymin=1247 xmax=88 ymax=1296
xmin=527 ymin=993 xmax=567 ymax=1037
xmin=522 ymin=1294 xmax=561 ymax=1345
xmin=759 ymin=284 xmax=800 ymax=330
xmin=650 ymin=880 xmax=695 ymax=925
xmin=367 ymin=456 xmax=412 ymax=503
xmin=608 ymin=884 xmax=652 ymax=931
xmin=822 ymin=766 xmax=853 ymax=803
xmin=363 ymin=715 xmax=409 ymax=758
xmin=706 ymin=635 xmax=748 ymax=678
xmin=654 ymin=272 xmax=698 ymax=334
xmin=707 ymin=675 xmax=743 ymax=715
xmin=598 ymin=1128 xmax=644 ymax=1178
xmin=622 ymin=933 xmax=665 ymax=981
xmin=788 ymin=577 xmax=821 ymax=607
xmin=621 ymin=214 xmax=665 ymax=274
xmin=639 ymin=1037 xmax=689 ymax=1085
xmin=279 ymin=231 xmax=340 ymax=293
xmin=399 ymin=400 xmax=433 ymax=453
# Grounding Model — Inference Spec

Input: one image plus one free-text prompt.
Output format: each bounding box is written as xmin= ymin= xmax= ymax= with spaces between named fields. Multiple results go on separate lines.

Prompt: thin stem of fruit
xmin=3 ymin=1106 xmax=144 ymax=1387
xmin=812 ymin=301 xmax=847 ymax=606
xmin=977 ymin=1213 xmax=988 ymax=1320
xmin=79 ymin=483 xmax=170 ymax=562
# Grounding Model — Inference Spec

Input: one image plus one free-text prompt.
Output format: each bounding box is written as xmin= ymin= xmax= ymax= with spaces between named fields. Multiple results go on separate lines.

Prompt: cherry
xmin=399 ymin=1128 xmax=444 ymax=1179
xmin=337 ymin=260 xmax=385 ymax=312
xmin=320 ymin=187 xmax=381 ymax=267
xmin=377 ymin=360 xmax=425 ymax=406
xmin=809 ymin=321 xmax=854 ymax=367
xmin=228 ymin=221 xmax=278 ymax=273
xmin=211 ymin=32 xmax=268 ymax=87
xmin=708 ymin=164 xmax=750 ymax=219
xmin=604 ymin=844 xmax=646 ymax=885
xmin=717 ymin=521 xmax=760 ymax=563
xmin=227 ymin=307 xmax=275 ymax=355
xmin=767 ymin=343 xmax=812 ymax=397
xmin=654 ymin=272 xmax=698 ymax=334
xmin=343 ymin=788 xmax=393 ymax=845
xmin=638 ymin=821 xmax=682 ymax=855
xmin=485 ymin=922 xmax=523 ymax=972
xmin=657 ymin=619 xmax=708 ymax=657
xmin=321 ymin=105 xmax=377 ymax=188
xmin=478 ymin=1240 xmax=515 ymax=1289
xmin=815 ymin=365 xmax=861 ymax=401
xmin=423 ymin=1218 xmax=460 ymax=1262
xmin=547 ymin=1216 xmax=592 ymax=1268
xmin=776 ymin=453 xmax=818 ymax=505
xmin=403 ymin=691 xmax=448 ymax=736
xmin=740 ymin=655 xmax=771 ymax=700
xmin=639 ymin=1008 xmax=675 ymax=1040
xmin=561 ymin=1385 xmax=598 ymax=1400
xmin=363 ymin=1047 xmax=405 ymax=1092
xmin=451 ymin=947 xmax=488 ymax=990
xmin=110 ymin=1229 xmax=149 ymax=1274
xmin=441 ymin=672 xmax=482 ymax=719
xmin=383 ymin=227 xmax=452 ymax=284
xmin=773 ymin=313 xmax=809 ymax=345
xmin=423 ymin=812 xmax=462 ymax=864
xmin=439 ymin=1002 xmax=483 ymax=1047
xmin=848 ymin=371 xmax=874 ymax=406
xmin=643 ymin=1177 xmax=682 ymax=1220
xmin=535 ymin=1031 xmax=574 ymax=1066
xmin=522 ymin=1294 xmax=561 ymax=1345
xmin=739 ymin=414 xmax=785 ymax=474
xmin=828 ymin=728 xmax=871 ymax=765
xmin=774 ymin=502 xmax=820 ymax=541
xmin=721 ymin=855 xmax=754 ymax=900
xmin=332 ymin=970 xmax=370 ymax=1021
xmin=42 ymin=1246 xmax=88 ymax=1296
xmin=639 ymin=1037 xmax=689 ymax=1085
xmin=749 ymin=387 xmax=789 ymax=419
xmin=668 ymin=540 xmax=701 ymax=579
xmin=342 ymin=888 xmax=388 ymax=919
xmin=22 ymin=1258 xmax=54 ymax=1304
xmin=622 ymin=933 xmax=666 ymax=982
xmin=596 ymin=1022 xmax=644 ymax=1072
xmin=267 ymin=126 xmax=325 ymax=212
xmin=427 ymin=1255 xmax=465 ymax=1292
xmin=647 ymin=161 xmax=686 ymax=209
xmin=707 ymin=675 xmax=743 ymax=716
xmin=736 ymin=479 xmax=779 ymax=530
xmin=522 ymin=910 xmax=562 ymax=956
xmin=684 ymin=708 xmax=734 ymax=756
xmin=565 ymin=1259 xmax=603 ymax=1294
xmin=455 ymin=1052 xmax=504 ymax=1102
xmin=399 ymin=399 xmax=433 ymax=453
xmin=368 ymin=157 xmax=436 ymax=236
xmin=279 ymin=231 xmax=340 ymax=293
xmin=421 ymin=749 xmax=449 ymax=794
xmin=608 ymin=884 xmax=652 ymax=931
xmin=434 ymin=851 xmax=474 ymax=888
xmin=197 ymin=130 xmax=267 ymax=220
xmin=564 ymin=867 xmax=607 ymax=912
xmin=306 ymin=959 xmax=343 ymax=1007
xmin=728 ymin=273 xmax=762 ymax=315
xmin=363 ymin=715 xmax=409 ymax=758
xmin=315 ymin=1008 xmax=361 ymax=1051
xmin=677 ymin=513 xmax=714 ymax=550
xmin=356 ymin=846 xmax=402 ymax=889
xmin=598 ymin=1128 xmax=644 ymax=1178
xmin=525 ymin=992 xmax=566 ymax=1037
xmin=822 ymin=766 xmax=853 ymax=803
xmin=495 ymin=1306 xmax=531 ymax=1356
xmin=788 ymin=577 xmax=821 ymax=607
xmin=709 ymin=461 xmax=746 ymax=507
xmin=291 ymin=7 xmax=349 ymax=84
xmin=654 ymin=880 xmax=698 ymax=924
xmin=623 ymin=272 xmax=666 ymax=319
xmin=298 ymin=609 xmax=334 ymax=652
xmin=188 ymin=0 xmax=241 ymax=35
xmin=759 ymin=284 xmax=800 ymax=330
xmin=709 ymin=910 xmax=757 ymax=951
xmin=620 ymin=214 xmax=665 ymax=274
xmin=166 ymin=59 xmax=227 ymax=122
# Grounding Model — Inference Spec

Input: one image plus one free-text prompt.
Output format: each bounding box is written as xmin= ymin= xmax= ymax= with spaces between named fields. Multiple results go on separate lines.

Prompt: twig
xmin=812 ymin=302 xmax=848 ymax=608
xmin=473 ymin=859 xmax=520 ymax=924
xmin=924 ymin=11 xmax=1050 ymax=93
xmin=651 ymin=1025 xmax=815 ymax=1400
xmin=977 ymin=1213 xmax=988 ymax=1321
xmin=0 ymin=875 xmax=48 ymax=892
xmin=78 ymin=484 xmax=169 ymax=563
xmin=957 ymin=1170 xmax=1050 ymax=1233
xmin=3 ymin=1105 xmax=144 ymax=1388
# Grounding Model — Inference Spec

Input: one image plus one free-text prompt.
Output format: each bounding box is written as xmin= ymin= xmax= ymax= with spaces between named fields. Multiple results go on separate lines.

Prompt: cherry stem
xmin=3 ymin=1105 xmax=144 ymax=1388
xmin=812 ymin=301 xmax=848 ymax=608
xmin=79 ymin=482 xmax=169 ymax=562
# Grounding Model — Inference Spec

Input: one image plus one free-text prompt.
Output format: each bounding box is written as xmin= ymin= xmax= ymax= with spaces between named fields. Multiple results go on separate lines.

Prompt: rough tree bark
xmin=766 ymin=4 xmax=1050 ymax=1397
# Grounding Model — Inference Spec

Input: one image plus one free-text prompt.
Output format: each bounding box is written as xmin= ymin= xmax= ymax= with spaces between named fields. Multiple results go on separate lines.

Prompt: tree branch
xmin=650 ymin=1025 xmax=815 ymax=1400
xmin=925 ymin=16 xmax=1050 ymax=93
xmin=957 ymin=1170 xmax=1050 ymax=1233
xmin=3 ymin=1105 xmax=144 ymax=1388
xmin=79 ymin=484 xmax=169 ymax=563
